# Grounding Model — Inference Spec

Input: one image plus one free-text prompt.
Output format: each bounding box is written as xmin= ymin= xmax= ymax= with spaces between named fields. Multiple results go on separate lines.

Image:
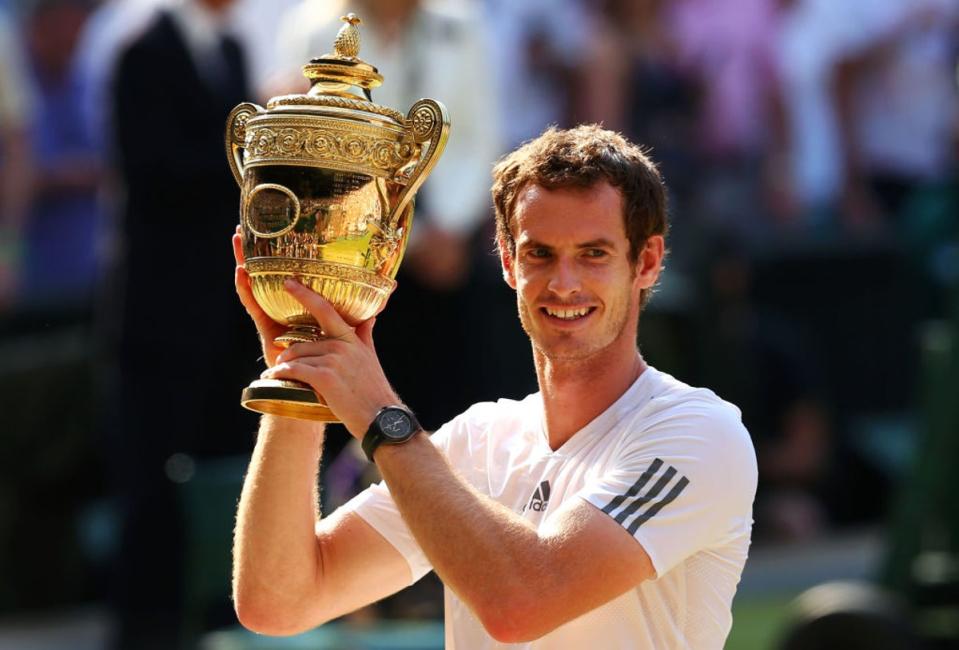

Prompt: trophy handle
xmin=389 ymin=99 xmax=450 ymax=226
xmin=225 ymin=102 xmax=263 ymax=187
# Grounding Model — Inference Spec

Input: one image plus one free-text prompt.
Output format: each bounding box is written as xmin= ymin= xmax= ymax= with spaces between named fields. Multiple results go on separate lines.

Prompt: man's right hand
xmin=233 ymin=228 xmax=287 ymax=367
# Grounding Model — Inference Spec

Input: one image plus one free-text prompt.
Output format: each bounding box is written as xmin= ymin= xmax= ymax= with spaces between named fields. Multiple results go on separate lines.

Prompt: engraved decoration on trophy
xmin=226 ymin=13 xmax=449 ymax=421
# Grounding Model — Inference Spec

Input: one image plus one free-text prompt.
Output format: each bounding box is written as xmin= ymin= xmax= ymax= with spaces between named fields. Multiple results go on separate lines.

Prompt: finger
xmin=373 ymin=283 xmax=397 ymax=318
xmin=262 ymin=361 xmax=335 ymax=392
xmin=236 ymin=266 xmax=283 ymax=336
xmin=267 ymin=353 xmax=339 ymax=373
xmin=234 ymin=265 xmax=260 ymax=315
xmin=284 ymin=278 xmax=353 ymax=339
xmin=232 ymin=232 xmax=246 ymax=266
xmin=275 ymin=340 xmax=336 ymax=363
xmin=355 ymin=317 xmax=376 ymax=349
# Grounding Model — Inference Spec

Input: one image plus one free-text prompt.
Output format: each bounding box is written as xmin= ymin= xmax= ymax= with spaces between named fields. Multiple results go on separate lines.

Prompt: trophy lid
xmin=304 ymin=13 xmax=382 ymax=97
xmin=265 ymin=13 xmax=405 ymax=124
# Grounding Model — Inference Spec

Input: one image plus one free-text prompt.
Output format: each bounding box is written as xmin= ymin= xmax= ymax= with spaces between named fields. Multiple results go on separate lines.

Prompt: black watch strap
xmin=362 ymin=406 xmax=421 ymax=463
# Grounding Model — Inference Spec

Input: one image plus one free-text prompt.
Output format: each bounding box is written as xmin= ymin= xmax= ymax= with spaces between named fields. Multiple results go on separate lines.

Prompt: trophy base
xmin=241 ymin=379 xmax=338 ymax=422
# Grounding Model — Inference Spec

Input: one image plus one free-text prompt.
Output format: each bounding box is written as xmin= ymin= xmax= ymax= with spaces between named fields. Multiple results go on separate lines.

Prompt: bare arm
xmin=230 ymin=233 xmax=410 ymax=635
xmin=232 ymin=415 xmax=412 ymax=635
xmin=264 ymin=280 xmax=656 ymax=643
xmin=375 ymin=436 xmax=654 ymax=643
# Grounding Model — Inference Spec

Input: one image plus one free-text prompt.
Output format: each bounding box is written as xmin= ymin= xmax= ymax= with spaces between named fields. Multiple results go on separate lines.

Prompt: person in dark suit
xmin=109 ymin=1 xmax=259 ymax=647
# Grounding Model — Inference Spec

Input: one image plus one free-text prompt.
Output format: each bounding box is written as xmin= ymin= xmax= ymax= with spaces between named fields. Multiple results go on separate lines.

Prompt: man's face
xmin=501 ymin=182 xmax=658 ymax=362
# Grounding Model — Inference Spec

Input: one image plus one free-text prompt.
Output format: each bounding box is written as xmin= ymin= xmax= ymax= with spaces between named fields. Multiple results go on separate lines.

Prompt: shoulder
xmin=431 ymin=393 xmax=539 ymax=453
xmin=439 ymin=393 xmax=539 ymax=436
xmin=643 ymin=369 xmax=751 ymax=443
xmin=462 ymin=394 xmax=537 ymax=422
xmin=622 ymin=369 xmax=757 ymax=495
xmin=117 ymin=12 xmax=179 ymax=66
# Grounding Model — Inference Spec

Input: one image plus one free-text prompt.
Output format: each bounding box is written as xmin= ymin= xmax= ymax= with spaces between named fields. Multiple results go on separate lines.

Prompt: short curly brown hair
xmin=491 ymin=124 xmax=669 ymax=306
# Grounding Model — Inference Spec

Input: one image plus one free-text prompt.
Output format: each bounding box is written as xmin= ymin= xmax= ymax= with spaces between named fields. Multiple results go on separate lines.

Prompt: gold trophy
xmin=226 ymin=14 xmax=449 ymax=421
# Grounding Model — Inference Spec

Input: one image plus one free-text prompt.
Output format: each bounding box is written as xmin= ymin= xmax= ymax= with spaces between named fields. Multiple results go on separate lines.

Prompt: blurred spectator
xmin=108 ymin=0 xmax=259 ymax=646
xmin=667 ymin=0 xmax=785 ymax=162
xmin=271 ymin=0 xmax=509 ymax=432
xmin=588 ymin=0 xmax=701 ymax=254
xmin=667 ymin=0 xmax=795 ymax=238
xmin=74 ymin=0 xmax=164 ymax=154
xmin=230 ymin=0 xmax=299 ymax=99
xmin=18 ymin=0 xmax=101 ymax=310
xmin=481 ymin=0 xmax=592 ymax=149
xmin=778 ymin=0 xmax=959 ymax=232
xmin=589 ymin=0 xmax=795 ymax=264
xmin=695 ymin=237 xmax=832 ymax=541
xmin=0 ymin=2 xmax=35 ymax=307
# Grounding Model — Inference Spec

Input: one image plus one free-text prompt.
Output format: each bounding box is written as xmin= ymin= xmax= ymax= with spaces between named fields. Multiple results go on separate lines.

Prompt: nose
xmin=547 ymin=258 xmax=581 ymax=298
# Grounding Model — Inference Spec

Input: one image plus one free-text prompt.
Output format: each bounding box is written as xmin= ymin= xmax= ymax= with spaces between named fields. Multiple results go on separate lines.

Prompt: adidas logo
xmin=525 ymin=480 xmax=551 ymax=512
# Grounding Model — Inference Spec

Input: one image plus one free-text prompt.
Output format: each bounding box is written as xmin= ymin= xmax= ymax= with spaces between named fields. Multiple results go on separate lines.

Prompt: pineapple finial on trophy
xmin=334 ymin=13 xmax=362 ymax=59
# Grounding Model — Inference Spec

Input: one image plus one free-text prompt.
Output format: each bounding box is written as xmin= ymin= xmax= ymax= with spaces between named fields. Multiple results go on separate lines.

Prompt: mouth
xmin=540 ymin=305 xmax=596 ymax=323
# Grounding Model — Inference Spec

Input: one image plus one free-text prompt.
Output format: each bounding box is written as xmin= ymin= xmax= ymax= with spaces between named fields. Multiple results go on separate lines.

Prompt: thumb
xmin=283 ymin=278 xmax=352 ymax=339
xmin=355 ymin=317 xmax=377 ymax=349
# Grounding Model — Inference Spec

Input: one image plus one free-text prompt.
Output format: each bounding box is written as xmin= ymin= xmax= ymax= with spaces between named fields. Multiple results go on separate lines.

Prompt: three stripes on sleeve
xmin=600 ymin=458 xmax=690 ymax=536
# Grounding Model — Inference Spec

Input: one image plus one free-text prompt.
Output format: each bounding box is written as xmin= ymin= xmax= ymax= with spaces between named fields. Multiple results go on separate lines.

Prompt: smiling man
xmin=232 ymin=125 xmax=758 ymax=649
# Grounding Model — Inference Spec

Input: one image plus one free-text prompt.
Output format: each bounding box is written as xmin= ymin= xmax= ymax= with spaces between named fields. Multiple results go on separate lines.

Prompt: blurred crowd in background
xmin=0 ymin=0 xmax=957 ymax=648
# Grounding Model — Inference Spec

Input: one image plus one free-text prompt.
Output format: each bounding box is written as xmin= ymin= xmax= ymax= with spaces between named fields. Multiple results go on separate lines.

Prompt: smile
xmin=541 ymin=306 xmax=595 ymax=321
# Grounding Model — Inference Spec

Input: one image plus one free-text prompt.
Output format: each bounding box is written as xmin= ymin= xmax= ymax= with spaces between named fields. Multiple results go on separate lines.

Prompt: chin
xmin=534 ymin=340 xmax=603 ymax=362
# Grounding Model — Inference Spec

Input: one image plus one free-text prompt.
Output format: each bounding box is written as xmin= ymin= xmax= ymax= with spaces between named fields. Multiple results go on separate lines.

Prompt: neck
xmin=534 ymin=342 xmax=646 ymax=451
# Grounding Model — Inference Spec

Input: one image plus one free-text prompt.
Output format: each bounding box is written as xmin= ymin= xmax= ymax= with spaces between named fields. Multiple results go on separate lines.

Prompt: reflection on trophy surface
xmin=226 ymin=13 xmax=449 ymax=421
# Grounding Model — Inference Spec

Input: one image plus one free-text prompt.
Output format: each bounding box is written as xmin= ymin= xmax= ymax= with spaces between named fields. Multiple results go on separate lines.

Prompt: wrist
xmin=370 ymin=429 xmax=428 ymax=463
xmin=361 ymin=405 xmax=422 ymax=462
xmin=345 ymin=391 xmax=403 ymax=439
xmin=260 ymin=413 xmax=325 ymax=438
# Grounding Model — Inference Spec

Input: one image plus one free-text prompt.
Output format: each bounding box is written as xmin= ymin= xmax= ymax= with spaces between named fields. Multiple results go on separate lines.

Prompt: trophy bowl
xmin=226 ymin=14 xmax=449 ymax=421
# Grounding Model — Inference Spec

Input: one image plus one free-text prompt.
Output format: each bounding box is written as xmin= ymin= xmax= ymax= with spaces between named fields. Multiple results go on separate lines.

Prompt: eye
xmin=584 ymin=248 xmax=608 ymax=258
xmin=527 ymin=247 xmax=551 ymax=259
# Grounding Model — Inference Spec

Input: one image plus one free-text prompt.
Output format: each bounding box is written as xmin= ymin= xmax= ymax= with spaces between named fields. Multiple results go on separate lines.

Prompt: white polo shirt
xmin=344 ymin=366 xmax=757 ymax=649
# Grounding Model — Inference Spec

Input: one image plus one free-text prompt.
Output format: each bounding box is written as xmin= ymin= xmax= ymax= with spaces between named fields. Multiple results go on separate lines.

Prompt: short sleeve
xmin=579 ymin=404 xmax=757 ymax=578
xmin=336 ymin=422 xmax=457 ymax=584
xmin=340 ymin=480 xmax=432 ymax=583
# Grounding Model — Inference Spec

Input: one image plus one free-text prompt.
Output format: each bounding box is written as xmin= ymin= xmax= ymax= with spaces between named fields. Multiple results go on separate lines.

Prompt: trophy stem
xmin=241 ymin=378 xmax=338 ymax=422
xmin=242 ymin=324 xmax=340 ymax=421
xmin=275 ymin=324 xmax=322 ymax=347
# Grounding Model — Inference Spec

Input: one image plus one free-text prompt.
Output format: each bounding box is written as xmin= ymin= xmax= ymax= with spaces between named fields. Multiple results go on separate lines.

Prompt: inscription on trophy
xmin=246 ymin=183 xmax=300 ymax=238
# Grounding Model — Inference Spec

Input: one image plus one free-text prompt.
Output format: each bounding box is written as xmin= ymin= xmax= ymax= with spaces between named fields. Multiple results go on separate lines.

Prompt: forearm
xmin=375 ymin=434 xmax=551 ymax=633
xmin=233 ymin=414 xmax=326 ymax=629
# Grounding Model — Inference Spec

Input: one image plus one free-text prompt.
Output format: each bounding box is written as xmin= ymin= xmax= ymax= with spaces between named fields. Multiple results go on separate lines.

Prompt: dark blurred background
xmin=0 ymin=0 xmax=957 ymax=648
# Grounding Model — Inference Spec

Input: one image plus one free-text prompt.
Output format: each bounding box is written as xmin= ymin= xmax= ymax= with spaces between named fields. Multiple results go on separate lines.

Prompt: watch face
xmin=378 ymin=409 xmax=413 ymax=441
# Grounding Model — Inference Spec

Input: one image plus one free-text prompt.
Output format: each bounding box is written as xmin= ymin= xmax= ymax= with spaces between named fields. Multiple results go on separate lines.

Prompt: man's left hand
xmin=261 ymin=278 xmax=400 ymax=438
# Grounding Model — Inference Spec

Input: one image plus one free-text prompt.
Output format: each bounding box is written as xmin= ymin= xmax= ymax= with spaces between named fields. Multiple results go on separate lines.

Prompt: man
xmin=110 ymin=0 xmax=258 ymax=646
xmin=232 ymin=125 xmax=758 ymax=649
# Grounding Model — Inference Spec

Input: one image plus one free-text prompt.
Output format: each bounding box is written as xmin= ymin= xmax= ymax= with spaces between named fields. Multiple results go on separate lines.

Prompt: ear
xmin=498 ymin=236 xmax=517 ymax=290
xmin=634 ymin=235 xmax=665 ymax=291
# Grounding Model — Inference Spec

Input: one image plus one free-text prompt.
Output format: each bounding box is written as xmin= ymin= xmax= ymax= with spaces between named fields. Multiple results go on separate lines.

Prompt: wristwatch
xmin=362 ymin=406 xmax=421 ymax=462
